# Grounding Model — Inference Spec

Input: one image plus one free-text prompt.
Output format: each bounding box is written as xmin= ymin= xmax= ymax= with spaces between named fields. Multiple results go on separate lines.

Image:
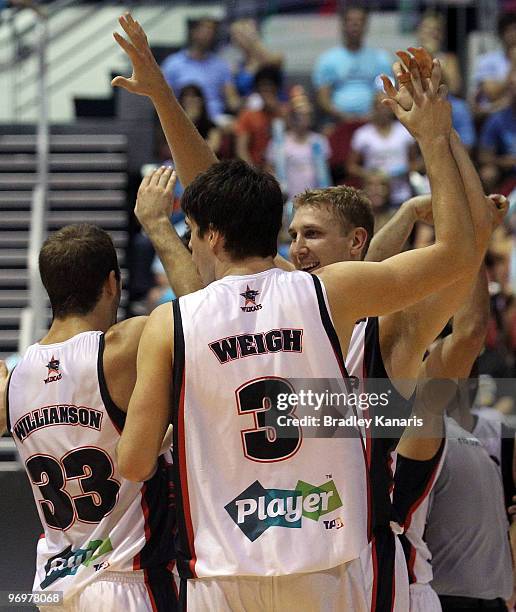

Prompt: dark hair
xmin=254 ymin=64 xmax=283 ymax=91
xmin=294 ymin=186 xmax=374 ymax=258
xmin=178 ymin=84 xmax=215 ymax=140
xmin=498 ymin=12 xmax=516 ymax=37
xmin=341 ymin=3 xmax=369 ymax=19
xmin=187 ymin=17 xmax=219 ymax=50
xmin=39 ymin=224 xmax=120 ymax=319
xmin=181 ymin=159 xmax=283 ymax=259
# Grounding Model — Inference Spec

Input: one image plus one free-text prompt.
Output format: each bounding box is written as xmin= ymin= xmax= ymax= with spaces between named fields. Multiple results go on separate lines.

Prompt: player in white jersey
xmin=110 ymin=29 xmax=496 ymax=610
xmin=112 ymin=18 xmax=481 ymax=608
xmin=0 ymin=173 xmax=181 ymax=611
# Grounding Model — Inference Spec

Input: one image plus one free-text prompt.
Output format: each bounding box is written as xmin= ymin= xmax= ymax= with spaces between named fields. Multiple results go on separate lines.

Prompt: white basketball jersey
xmin=7 ymin=331 xmax=175 ymax=603
xmin=172 ymin=268 xmax=370 ymax=579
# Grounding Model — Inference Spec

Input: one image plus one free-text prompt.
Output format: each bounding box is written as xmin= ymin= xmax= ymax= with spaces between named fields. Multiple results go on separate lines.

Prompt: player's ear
xmin=105 ymin=270 xmax=119 ymax=297
xmin=349 ymin=227 xmax=369 ymax=258
xmin=208 ymin=225 xmax=224 ymax=253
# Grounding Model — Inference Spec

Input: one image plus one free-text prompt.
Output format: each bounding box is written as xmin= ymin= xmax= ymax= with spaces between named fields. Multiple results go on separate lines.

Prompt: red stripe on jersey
xmin=133 ymin=482 xmax=151 ymax=571
xmin=177 ymin=368 xmax=197 ymax=577
xmin=371 ymin=540 xmax=379 ymax=612
xmin=143 ymin=568 xmax=158 ymax=612
xmin=408 ymin=544 xmax=417 ymax=584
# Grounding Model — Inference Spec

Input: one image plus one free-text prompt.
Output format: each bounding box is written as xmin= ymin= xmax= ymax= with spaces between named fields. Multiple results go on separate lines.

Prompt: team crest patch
xmin=240 ymin=285 xmax=262 ymax=312
xmin=44 ymin=355 xmax=62 ymax=384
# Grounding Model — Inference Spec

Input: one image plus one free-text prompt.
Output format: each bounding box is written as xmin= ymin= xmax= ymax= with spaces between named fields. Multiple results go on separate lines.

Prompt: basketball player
xmin=0 ymin=169 xmax=181 ymax=611
xmin=110 ymin=23 xmax=494 ymax=609
xmin=113 ymin=18 xmax=481 ymax=611
xmin=395 ymin=265 xmax=514 ymax=611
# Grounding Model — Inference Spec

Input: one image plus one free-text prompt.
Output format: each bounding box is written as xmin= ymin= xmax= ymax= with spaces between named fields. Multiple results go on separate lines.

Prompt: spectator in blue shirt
xmin=161 ymin=17 xmax=240 ymax=122
xmin=312 ymin=4 xmax=391 ymax=122
xmin=479 ymin=68 xmax=516 ymax=193
xmin=473 ymin=12 xmax=516 ymax=116
xmin=449 ymin=95 xmax=475 ymax=150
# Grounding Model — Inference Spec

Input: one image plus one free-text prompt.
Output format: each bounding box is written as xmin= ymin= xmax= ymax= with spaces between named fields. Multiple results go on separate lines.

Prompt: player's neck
xmin=40 ymin=312 xmax=111 ymax=345
xmin=217 ymin=256 xmax=276 ymax=279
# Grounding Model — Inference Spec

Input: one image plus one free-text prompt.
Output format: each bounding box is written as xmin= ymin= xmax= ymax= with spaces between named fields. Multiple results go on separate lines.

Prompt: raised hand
xmin=380 ymin=54 xmax=450 ymax=142
xmin=135 ymin=166 xmax=177 ymax=231
xmin=487 ymin=193 xmax=509 ymax=230
xmin=112 ymin=13 xmax=168 ymax=98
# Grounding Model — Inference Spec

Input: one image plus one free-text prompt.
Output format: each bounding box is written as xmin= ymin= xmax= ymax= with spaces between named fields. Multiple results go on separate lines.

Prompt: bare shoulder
xmin=104 ymin=316 xmax=148 ymax=363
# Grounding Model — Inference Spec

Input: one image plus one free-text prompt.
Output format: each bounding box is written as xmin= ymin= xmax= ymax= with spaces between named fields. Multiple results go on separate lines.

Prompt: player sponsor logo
xmin=225 ymin=479 xmax=342 ymax=541
xmin=40 ymin=538 xmax=113 ymax=588
xmin=240 ymin=285 xmax=262 ymax=312
xmin=323 ymin=517 xmax=344 ymax=530
xmin=44 ymin=356 xmax=62 ymax=384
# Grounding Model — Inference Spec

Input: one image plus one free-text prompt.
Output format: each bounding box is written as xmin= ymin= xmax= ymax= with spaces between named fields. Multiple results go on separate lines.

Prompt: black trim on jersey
xmin=144 ymin=565 xmax=179 ymax=612
xmin=5 ymin=367 xmax=14 ymax=434
xmin=137 ymin=454 xmax=176 ymax=569
xmin=372 ymin=526 xmax=396 ymax=612
xmin=171 ymin=298 xmax=194 ymax=580
xmin=178 ymin=578 xmax=187 ymax=612
xmin=393 ymin=438 xmax=445 ymax=528
xmin=97 ymin=334 xmax=126 ymax=433
xmin=363 ymin=316 xmax=416 ymax=529
xmin=310 ymin=274 xmax=351 ymax=383
xmin=501 ymin=424 xmax=516 ymax=513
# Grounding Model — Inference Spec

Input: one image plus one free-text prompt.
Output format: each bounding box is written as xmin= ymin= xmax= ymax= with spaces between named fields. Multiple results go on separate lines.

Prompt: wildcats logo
xmin=44 ymin=355 xmax=62 ymax=384
xmin=225 ymin=479 xmax=342 ymax=541
xmin=240 ymin=285 xmax=262 ymax=312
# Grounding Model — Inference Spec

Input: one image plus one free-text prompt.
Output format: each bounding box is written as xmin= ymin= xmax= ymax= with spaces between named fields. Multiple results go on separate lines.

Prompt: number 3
xmin=26 ymin=447 xmax=120 ymax=530
xmin=236 ymin=377 xmax=302 ymax=462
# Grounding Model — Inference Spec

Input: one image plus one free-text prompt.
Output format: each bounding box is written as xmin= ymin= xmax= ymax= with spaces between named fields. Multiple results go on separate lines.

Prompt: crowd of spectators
xmin=132 ymin=3 xmax=516 ymax=389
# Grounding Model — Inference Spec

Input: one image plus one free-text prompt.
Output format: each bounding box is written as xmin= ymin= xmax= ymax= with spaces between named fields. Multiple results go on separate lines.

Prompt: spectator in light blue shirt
xmin=479 ymin=69 xmax=516 ymax=193
xmin=473 ymin=12 xmax=516 ymax=115
xmin=449 ymin=95 xmax=475 ymax=150
xmin=312 ymin=4 xmax=391 ymax=121
xmin=161 ymin=17 xmax=240 ymax=122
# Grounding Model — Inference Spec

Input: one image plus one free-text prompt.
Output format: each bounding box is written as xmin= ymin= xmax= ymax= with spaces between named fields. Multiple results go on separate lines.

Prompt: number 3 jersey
xmin=7 ymin=331 xmax=175 ymax=603
xmin=172 ymin=268 xmax=370 ymax=579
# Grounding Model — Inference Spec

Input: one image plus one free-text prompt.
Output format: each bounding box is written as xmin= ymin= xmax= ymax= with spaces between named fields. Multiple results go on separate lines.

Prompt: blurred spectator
xmin=347 ymin=93 xmax=418 ymax=206
xmin=235 ymin=65 xmax=288 ymax=168
xmin=161 ymin=17 xmax=240 ymax=122
xmin=362 ymin=170 xmax=395 ymax=232
xmin=449 ymin=94 xmax=476 ymax=151
xmin=229 ymin=18 xmax=284 ymax=99
xmin=473 ymin=12 xmax=516 ymax=116
xmin=479 ymin=68 xmax=516 ymax=195
xmin=178 ymin=84 xmax=222 ymax=154
xmin=266 ymin=89 xmax=330 ymax=200
xmin=312 ymin=4 xmax=391 ymax=122
xmin=417 ymin=11 xmax=462 ymax=96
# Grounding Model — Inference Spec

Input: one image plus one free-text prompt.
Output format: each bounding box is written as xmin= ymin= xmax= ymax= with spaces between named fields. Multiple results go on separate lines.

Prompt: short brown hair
xmin=39 ymin=224 xmax=120 ymax=319
xmin=294 ymin=186 xmax=374 ymax=257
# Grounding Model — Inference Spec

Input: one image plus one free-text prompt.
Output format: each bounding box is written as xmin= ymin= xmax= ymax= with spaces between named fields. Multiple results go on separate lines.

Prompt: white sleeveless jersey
xmin=7 ymin=331 xmax=175 ymax=603
xmin=171 ymin=268 xmax=370 ymax=579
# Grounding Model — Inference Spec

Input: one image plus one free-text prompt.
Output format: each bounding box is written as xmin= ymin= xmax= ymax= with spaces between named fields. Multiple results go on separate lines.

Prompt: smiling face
xmin=288 ymin=204 xmax=355 ymax=272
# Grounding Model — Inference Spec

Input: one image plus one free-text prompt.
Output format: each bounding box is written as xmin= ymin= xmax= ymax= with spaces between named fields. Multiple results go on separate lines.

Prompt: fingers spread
xmin=409 ymin=57 xmax=424 ymax=101
xmin=113 ymin=31 xmax=137 ymax=60
xmin=158 ymin=166 xmax=173 ymax=189
xmin=380 ymin=74 xmax=398 ymax=99
xmin=408 ymin=46 xmax=433 ymax=79
xmin=396 ymin=50 xmax=412 ymax=71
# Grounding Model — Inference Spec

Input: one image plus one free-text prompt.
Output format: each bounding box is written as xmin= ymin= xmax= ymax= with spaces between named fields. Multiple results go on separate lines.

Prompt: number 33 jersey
xmin=7 ymin=331 xmax=175 ymax=602
xmin=172 ymin=268 xmax=370 ymax=579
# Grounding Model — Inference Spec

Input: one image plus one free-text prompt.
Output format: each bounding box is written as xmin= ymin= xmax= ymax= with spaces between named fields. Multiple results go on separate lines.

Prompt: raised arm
xmin=112 ymin=14 xmax=217 ymax=187
xmin=395 ymin=266 xmax=489 ymax=460
xmin=135 ymin=167 xmax=203 ymax=296
xmin=319 ymin=57 xmax=476 ymax=327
